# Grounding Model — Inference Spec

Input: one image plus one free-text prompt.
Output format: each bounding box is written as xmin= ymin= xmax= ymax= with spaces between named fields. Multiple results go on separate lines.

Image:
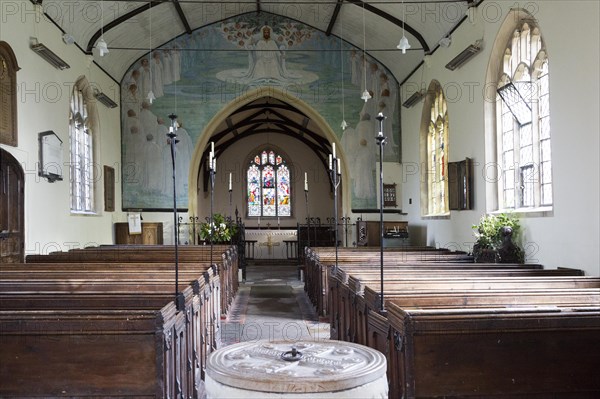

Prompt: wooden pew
xmin=304 ymin=246 xmax=474 ymax=310
xmin=26 ymin=245 xmax=238 ymax=315
xmin=327 ymin=267 xmax=588 ymax=343
xmin=0 ymin=304 xmax=186 ymax=398
xmin=24 ymin=250 xmax=236 ymax=317
xmin=359 ymin=287 xmax=600 ymax=398
xmin=385 ymin=302 xmax=600 ymax=398
xmin=0 ymin=264 xmax=222 ymax=398
xmin=302 ymin=246 xmax=553 ymax=316
xmin=314 ymin=261 xmax=545 ymax=317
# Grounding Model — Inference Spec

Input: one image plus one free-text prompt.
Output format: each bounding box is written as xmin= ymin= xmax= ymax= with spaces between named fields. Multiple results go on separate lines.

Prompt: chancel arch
xmin=187 ymin=88 xmax=349 ymax=226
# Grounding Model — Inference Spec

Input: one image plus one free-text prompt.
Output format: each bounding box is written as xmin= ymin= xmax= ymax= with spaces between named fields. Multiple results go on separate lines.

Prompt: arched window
xmin=69 ymin=78 xmax=95 ymax=213
xmin=495 ymin=21 xmax=551 ymax=210
xmin=422 ymin=82 xmax=449 ymax=216
xmin=247 ymin=149 xmax=291 ymax=217
xmin=0 ymin=41 xmax=20 ymax=147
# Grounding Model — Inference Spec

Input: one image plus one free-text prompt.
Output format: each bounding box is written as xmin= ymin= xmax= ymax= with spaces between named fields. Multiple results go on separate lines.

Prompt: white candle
xmin=229 ymin=172 xmax=232 ymax=191
xmin=208 ymin=153 xmax=213 ymax=170
xmin=328 ymin=154 xmax=333 ymax=170
xmin=332 ymin=142 xmax=336 ymax=158
xmin=213 ymin=157 xmax=216 ymax=172
xmin=337 ymin=158 xmax=341 ymax=173
xmin=304 ymin=172 xmax=308 ymax=191
xmin=210 ymin=141 xmax=214 ymax=155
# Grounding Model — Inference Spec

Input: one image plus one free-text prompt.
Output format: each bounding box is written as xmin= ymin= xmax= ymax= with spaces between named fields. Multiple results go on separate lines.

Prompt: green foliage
xmin=472 ymin=213 xmax=521 ymax=250
xmin=199 ymin=213 xmax=238 ymax=243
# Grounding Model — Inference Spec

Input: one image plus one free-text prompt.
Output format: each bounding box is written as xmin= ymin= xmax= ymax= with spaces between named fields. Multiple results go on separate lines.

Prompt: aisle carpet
xmin=221 ymin=265 xmax=329 ymax=346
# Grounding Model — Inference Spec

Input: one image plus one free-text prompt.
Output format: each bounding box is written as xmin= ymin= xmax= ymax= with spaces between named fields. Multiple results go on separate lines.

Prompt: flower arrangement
xmin=199 ymin=213 xmax=237 ymax=243
xmin=472 ymin=213 xmax=524 ymax=263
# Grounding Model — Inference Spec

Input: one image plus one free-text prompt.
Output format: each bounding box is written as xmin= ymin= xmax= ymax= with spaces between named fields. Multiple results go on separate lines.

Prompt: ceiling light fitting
xmin=361 ymin=2 xmax=371 ymax=102
xmin=147 ymin=1 xmax=154 ymax=104
xmin=397 ymin=0 xmax=411 ymax=54
xmin=96 ymin=37 xmax=109 ymax=56
xmin=62 ymin=33 xmax=75 ymax=45
xmin=439 ymin=36 xmax=452 ymax=48
xmin=96 ymin=0 xmax=109 ymax=56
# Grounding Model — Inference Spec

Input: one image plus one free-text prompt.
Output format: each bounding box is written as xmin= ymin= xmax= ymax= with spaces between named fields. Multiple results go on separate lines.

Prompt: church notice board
xmin=115 ymin=222 xmax=163 ymax=245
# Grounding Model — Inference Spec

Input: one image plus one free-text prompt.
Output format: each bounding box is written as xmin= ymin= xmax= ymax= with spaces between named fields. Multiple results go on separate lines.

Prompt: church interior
xmin=1 ymin=0 xmax=599 ymax=397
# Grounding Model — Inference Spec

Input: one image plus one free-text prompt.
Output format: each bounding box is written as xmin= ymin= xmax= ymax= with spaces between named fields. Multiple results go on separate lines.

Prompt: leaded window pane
xmin=247 ymin=150 xmax=292 ymax=217
xmin=539 ymin=95 xmax=550 ymax=117
xmin=541 ymin=139 xmax=552 ymax=162
xmin=520 ymin=165 xmax=534 ymax=207
xmin=541 ymin=160 xmax=552 ymax=184
xmin=70 ymin=91 xmax=94 ymax=213
xmin=277 ymin=165 xmax=291 ymax=216
xmin=503 ymin=131 xmax=514 ymax=150
xmin=542 ymin=183 xmax=553 ymax=205
xmin=540 ymin=117 xmax=551 ymax=139
xmin=247 ymin=164 xmax=261 ymax=216
xmin=496 ymin=20 xmax=552 ymax=210
xmin=520 ymin=145 xmax=533 ymax=165
xmin=504 ymin=188 xmax=515 ymax=208
xmin=503 ymin=150 xmax=514 ymax=170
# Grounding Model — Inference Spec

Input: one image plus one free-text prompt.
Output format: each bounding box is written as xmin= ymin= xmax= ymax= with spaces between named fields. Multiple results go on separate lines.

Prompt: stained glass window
xmin=495 ymin=22 xmax=552 ymax=210
xmin=247 ymin=150 xmax=291 ymax=217
xmin=425 ymin=83 xmax=449 ymax=216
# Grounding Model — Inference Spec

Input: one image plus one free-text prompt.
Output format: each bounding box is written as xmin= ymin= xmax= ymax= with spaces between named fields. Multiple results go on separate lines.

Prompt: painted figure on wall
xmin=121 ymin=14 xmax=400 ymax=210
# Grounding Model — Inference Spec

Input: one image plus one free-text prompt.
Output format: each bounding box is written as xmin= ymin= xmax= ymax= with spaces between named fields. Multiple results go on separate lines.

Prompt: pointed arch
xmin=419 ymin=80 xmax=449 ymax=217
xmin=187 ymin=87 xmax=349 ymax=216
xmin=0 ymin=41 xmax=20 ymax=146
xmin=484 ymin=9 xmax=552 ymax=212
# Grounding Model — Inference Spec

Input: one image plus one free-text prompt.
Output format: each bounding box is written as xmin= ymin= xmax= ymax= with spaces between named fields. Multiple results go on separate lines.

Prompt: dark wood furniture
xmin=356 ymin=220 xmax=408 ymax=246
xmin=115 ymin=222 xmax=163 ymax=244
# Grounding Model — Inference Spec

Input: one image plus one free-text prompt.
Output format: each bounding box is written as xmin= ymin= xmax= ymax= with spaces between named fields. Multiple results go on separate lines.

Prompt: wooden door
xmin=0 ymin=148 xmax=24 ymax=263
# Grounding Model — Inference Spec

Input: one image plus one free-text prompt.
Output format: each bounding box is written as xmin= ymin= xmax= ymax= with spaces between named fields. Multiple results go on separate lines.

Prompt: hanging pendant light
xmin=361 ymin=2 xmax=371 ymax=102
xmin=397 ymin=0 xmax=411 ymax=54
xmin=340 ymin=9 xmax=347 ymax=130
xmin=147 ymin=90 xmax=156 ymax=104
xmin=96 ymin=0 xmax=109 ymax=56
xmin=147 ymin=1 xmax=154 ymax=103
xmin=97 ymin=37 xmax=109 ymax=56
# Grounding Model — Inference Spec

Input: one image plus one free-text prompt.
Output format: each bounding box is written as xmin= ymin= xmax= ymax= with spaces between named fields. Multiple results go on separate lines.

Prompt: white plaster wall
xmin=0 ymin=1 xmax=124 ymax=254
xmin=398 ymin=1 xmax=600 ymax=275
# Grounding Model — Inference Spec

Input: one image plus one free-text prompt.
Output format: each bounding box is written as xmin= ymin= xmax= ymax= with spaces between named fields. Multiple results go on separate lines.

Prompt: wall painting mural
xmin=121 ymin=13 xmax=400 ymax=211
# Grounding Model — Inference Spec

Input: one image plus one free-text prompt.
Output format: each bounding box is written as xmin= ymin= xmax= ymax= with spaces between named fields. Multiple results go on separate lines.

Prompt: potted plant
xmin=472 ymin=213 xmax=524 ymax=263
xmin=199 ymin=213 xmax=238 ymax=244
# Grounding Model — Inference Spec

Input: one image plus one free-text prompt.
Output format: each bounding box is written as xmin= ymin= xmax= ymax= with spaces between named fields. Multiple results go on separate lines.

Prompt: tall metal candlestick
xmin=305 ymin=176 xmax=310 ymax=249
xmin=168 ymin=113 xmax=184 ymax=311
xmin=375 ymin=112 xmax=387 ymax=312
xmin=208 ymin=142 xmax=216 ymax=267
xmin=328 ymin=143 xmax=342 ymax=268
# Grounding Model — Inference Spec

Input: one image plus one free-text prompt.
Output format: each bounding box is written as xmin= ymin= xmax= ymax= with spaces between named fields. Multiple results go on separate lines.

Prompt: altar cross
xmin=259 ymin=233 xmax=281 ymax=255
